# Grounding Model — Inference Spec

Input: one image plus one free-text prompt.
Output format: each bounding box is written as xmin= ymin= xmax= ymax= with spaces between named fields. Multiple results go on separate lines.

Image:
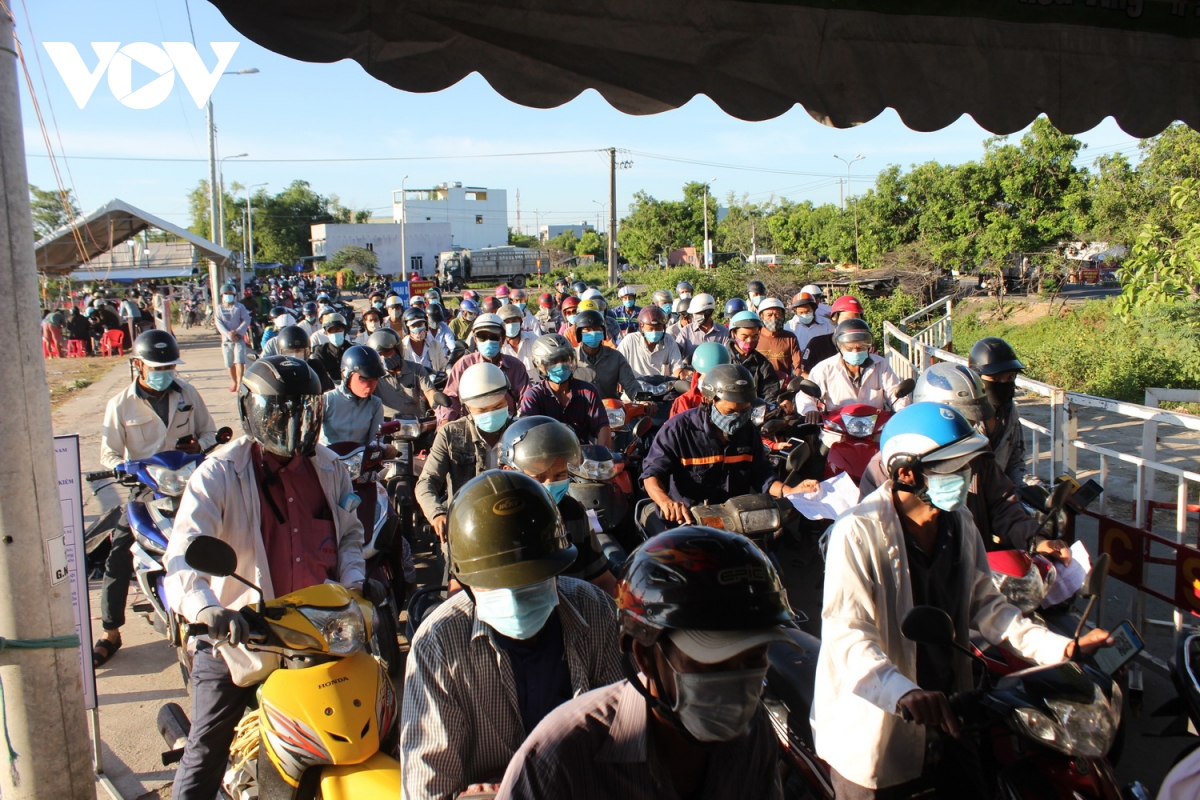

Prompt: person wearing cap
xmin=557 ymin=296 xmax=582 ymax=344
xmin=319 ymin=345 xmax=386 ymax=446
xmin=828 ymin=294 xmax=866 ymax=328
xmin=579 ymin=288 xmax=625 ymax=343
xmin=726 ymin=311 xmax=781 ymax=403
xmin=676 ymin=293 xmax=728 ymax=359
xmin=617 ymin=305 xmax=685 ymax=379
xmin=402 ymin=471 xmax=621 ymax=800
xmin=666 ymin=297 xmax=691 ymax=341
xmin=754 ymin=298 xmax=803 ymax=380
xmin=520 ymin=335 xmax=611 ymax=447
xmin=214 ymin=287 xmax=252 ymax=391
xmin=969 ymin=337 xmax=1032 ymax=487
xmin=613 ymin=285 xmax=640 ymax=333
xmin=499 ymin=303 xmax=540 ymax=380
xmin=96 ymin=330 xmax=217 ymax=666
xmin=495 ymin=527 xmax=791 ymax=800
xmin=353 ymin=306 xmax=384 ymax=345
xmin=383 ymin=294 xmax=406 ymax=330
xmin=812 ymin=402 xmax=1111 ymax=797
xmin=786 ymin=291 xmax=837 ymax=375
xmin=494 ymin=284 xmax=512 ymax=306
xmin=552 ymin=277 xmax=571 ymax=306
xmin=311 ymin=313 xmax=352 ymax=382
xmin=438 ymin=314 xmax=532 ymax=424
xmin=427 ymin=304 xmax=457 ymax=355
xmin=451 ymin=299 xmax=479 ymax=341
xmin=276 ymin=325 xmax=335 ymax=392
xmin=402 ymin=309 xmax=450 ymax=373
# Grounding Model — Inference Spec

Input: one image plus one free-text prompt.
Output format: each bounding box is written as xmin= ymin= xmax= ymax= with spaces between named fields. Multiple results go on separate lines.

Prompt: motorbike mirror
xmin=184 ymin=536 xmax=238 ymax=578
xmin=432 ymin=391 xmax=452 ymax=408
xmin=215 ymin=427 xmax=233 ymax=445
xmin=896 ymin=378 xmax=916 ymax=399
xmin=673 ymin=379 xmax=692 ymax=395
xmin=1079 ymin=552 xmax=1110 ymax=600
xmin=901 ymin=606 xmax=956 ymax=646
xmin=786 ymin=442 xmax=811 ymax=474
xmin=796 ymin=379 xmax=821 ymax=399
xmin=762 ymin=419 xmax=787 ymax=436
xmin=633 ymin=416 xmax=653 ymax=438
xmin=1046 ymin=479 xmax=1074 ymax=517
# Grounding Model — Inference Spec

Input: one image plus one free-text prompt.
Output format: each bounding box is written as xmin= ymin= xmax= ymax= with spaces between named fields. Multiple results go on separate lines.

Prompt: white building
xmin=392 ymin=181 xmax=508 ymax=252
xmin=311 ymin=222 xmax=452 ymax=278
xmin=539 ymin=222 xmax=594 ymax=242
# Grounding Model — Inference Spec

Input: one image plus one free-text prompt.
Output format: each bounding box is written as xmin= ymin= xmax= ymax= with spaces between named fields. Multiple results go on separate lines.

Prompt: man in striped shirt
xmin=400 ymin=471 xmax=621 ymax=800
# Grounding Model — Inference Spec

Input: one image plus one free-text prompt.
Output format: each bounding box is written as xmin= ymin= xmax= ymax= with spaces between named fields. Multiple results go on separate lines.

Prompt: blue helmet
xmin=691 ymin=341 xmax=731 ymax=375
xmin=728 ymin=310 xmax=762 ymax=330
xmin=460 ymin=299 xmax=480 ymax=315
xmin=340 ymin=344 xmax=386 ymax=383
xmin=724 ymin=298 xmax=747 ymax=318
xmin=880 ymin=402 xmax=989 ymax=478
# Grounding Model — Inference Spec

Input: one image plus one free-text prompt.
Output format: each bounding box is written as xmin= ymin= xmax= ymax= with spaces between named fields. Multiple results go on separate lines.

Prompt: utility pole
xmin=400 ymin=175 xmax=409 ymax=278
xmin=608 ymin=148 xmax=618 ymax=286
xmin=834 ymin=154 xmax=865 ymax=266
xmin=0 ymin=9 xmax=94 ymax=797
xmin=515 ymin=189 xmax=521 ymax=236
xmin=206 ymin=100 xmax=220 ymax=300
xmin=702 ymin=178 xmax=716 ymax=269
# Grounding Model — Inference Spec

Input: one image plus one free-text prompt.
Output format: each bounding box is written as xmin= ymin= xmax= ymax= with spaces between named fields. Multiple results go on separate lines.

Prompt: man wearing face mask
xmin=402 ymin=470 xmax=621 ymax=800
xmin=383 ymin=294 xmax=405 ymax=330
xmin=786 ymin=291 xmax=837 ymax=375
xmin=557 ymin=296 xmax=581 ymax=344
xmin=499 ymin=303 xmax=540 ymax=380
xmin=813 ymin=402 xmax=1112 ymax=798
xmin=259 ymin=306 xmax=296 ymax=357
xmin=310 ymin=313 xmax=351 ymax=382
xmin=746 ymin=278 xmax=767 ymax=311
xmin=365 ymin=328 xmax=438 ymax=417
xmin=296 ymin=302 xmax=320 ymax=337
xmin=799 ymin=319 xmax=908 ymax=424
xmin=417 ymin=362 xmax=517 ymax=545
xmin=573 ymin=309 xmax=642 ymax=401
xmin=510 ymin=287 xmax=539 ymax=333
xmin=642 ymin=364 xmax=814 ymax=531
xmin=498 ymin=416 xmax=615 ymax=593
xmin=496 ymin=527 xmax=790 ymax=800
xmin=520 ymin=335 xmax=611 ymax=447
xmin=214 ymin=286 xmax=252 ymax=391
xmin=753 ymin=298 xmax=803 ymax=380
xmin=95 ymin=330 xmax=216 ymax=666
xmin=319 ymin=345 xmax=385 ymax=446
xmin=675 ymin=281 xmax=693 ymax=306
xmin=451 ymin=298 xmax=479 ymax=341
xmin=617 ymin=305 xmax=686 ymax=379
xmin=401 ymin=308 xmax=450 ymax=373
xmin=676 ymin=294 xmax=728 ymax=360
xmin=969 ymin=337 xmax=1032 ymax=487
xmin=439 ymin=314 xmax=531 ymax=423
xmin=613 ymin=285 xmax=640 ymax=333
xmin=726 ymin=312 xmax=782 ymax=403
xmin=276 ymin=325 xmax=335 ymax=391
xmin=354 ymin=307 xmax=384 ymax=345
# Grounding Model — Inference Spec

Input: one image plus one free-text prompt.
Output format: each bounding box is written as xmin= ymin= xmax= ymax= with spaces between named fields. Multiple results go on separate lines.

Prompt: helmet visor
xmin=243 ymin=393 xmax=324 ymax=458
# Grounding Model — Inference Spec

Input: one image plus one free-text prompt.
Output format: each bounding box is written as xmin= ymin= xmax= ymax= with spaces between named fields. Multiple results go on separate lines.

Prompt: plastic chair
xmin=66 ymin=339 xmax=86 ymax=358
xmin=42 ymin=339 xmax=60 ymax=358
xmin=100 ymin=329 xmax=125 ymax=357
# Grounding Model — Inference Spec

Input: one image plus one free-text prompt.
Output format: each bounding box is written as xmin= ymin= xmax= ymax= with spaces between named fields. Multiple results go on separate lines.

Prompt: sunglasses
xmin=475 ymin=332 xmax=502 ymax=343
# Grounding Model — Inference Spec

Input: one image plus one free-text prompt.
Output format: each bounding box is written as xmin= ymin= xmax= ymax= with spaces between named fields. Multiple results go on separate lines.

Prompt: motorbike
xmin=158 ymin=537 xmax=400 ymax=800
xmin=568 ymin=443 xmax=641 ymax=553
xmin=793 ymin=378 xmax=914 ymax=485
xmin=602 ymin=399 xmax=655 ymax=481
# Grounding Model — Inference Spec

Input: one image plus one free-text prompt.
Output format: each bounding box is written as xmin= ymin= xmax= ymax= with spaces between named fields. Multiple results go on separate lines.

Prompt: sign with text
xmin=1087 ymin=509 xmax=1200 ymax=615
xmin=54 ymin=435 xmax=97 ymax=711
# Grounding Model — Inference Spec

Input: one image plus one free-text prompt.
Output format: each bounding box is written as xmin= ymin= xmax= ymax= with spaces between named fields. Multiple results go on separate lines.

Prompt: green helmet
xmin=691 ymin=341 xmax=731 ymax=375
xmin=447 ymin=470 xmax=576 ymax=589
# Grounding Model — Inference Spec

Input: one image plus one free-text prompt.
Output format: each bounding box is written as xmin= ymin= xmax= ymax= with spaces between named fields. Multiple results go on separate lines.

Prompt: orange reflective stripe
xmin=724 ymin=454 xmax=754 ymax=464
xmin=680 ymin=455 xmax=724 ymax=466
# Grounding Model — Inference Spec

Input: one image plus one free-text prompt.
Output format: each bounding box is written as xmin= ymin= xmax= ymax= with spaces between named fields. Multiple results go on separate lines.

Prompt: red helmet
xmin=538 ymin=292 xmax=554 ymax=308
xmin=461 ymin=289 xmax=479 ymax=303
xmin=482 ymin=297 xmax=500 ymax=312
xmin=830 ymin=295 xmax=864 ymax=315
xmin=790 ymin=291 xmax=818 ymax=309
xmin=637 ymin=304 xmax=667 ymax=326
xmin=561 ymin=296 xmax=580 ymax=313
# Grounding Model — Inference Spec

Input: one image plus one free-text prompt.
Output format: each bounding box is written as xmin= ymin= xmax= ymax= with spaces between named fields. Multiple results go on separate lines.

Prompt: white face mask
xmin=667 ymin=660 xmax=769 ymax=743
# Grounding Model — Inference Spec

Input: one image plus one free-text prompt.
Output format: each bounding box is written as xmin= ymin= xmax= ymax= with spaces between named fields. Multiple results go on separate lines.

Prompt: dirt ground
xmin=45 ymin=354 xmax=127 ymax=409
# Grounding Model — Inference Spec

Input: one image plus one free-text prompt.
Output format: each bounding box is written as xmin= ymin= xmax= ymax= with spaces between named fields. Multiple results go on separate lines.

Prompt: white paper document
xmin=1042 ymin=540 xmax=1093 ymax=607
xmin=787 ymin=471 xmax=862 ymax=521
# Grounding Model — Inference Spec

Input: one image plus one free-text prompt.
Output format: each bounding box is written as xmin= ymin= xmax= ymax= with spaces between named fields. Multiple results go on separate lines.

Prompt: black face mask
xmin=984 ymin=381 xmax=1016 ymax=410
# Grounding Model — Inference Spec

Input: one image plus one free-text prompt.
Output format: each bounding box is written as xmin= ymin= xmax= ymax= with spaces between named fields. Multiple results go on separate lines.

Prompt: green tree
xmin=250 ymin=180 xmax=338 ymax=266
xmin=1114 ymin=178 xmax=1200 ymax=318
xmin=576 ymin=230 xmax=606 ymax=259
xmin=508 ymin=227 xmax=539 ymax=248
xmin=186 ymin=180 xmax=247 ymax=254
xmin=30 ymin=184 xmax=81 ymax=240
xmin=328 ymin=245 xmax=379 ymax=274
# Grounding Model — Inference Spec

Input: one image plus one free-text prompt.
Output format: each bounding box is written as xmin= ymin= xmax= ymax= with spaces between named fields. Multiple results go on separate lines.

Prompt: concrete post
xmin=0 ymin=9 xmax=95 ymax=796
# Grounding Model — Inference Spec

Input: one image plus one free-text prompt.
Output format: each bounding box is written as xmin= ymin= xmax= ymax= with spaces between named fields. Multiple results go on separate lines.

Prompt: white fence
xmin=883 ymin=304 xmax=1200 ymax=654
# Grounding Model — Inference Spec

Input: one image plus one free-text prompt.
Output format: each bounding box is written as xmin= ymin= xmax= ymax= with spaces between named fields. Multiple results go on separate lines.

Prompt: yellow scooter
xmin=158 ymin=537 xmax=401 ymax=799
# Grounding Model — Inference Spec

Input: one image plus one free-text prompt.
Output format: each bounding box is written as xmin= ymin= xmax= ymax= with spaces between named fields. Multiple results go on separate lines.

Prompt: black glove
xmin=197 ymin=606 xmax=249 ymax=646
xmin=359 ymin=578 xmax=389 ymax=606
xmin=804 ymin=410 xmax=823 ymax=425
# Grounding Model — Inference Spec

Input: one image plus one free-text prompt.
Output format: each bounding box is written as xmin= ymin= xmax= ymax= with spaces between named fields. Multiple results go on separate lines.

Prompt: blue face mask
xmin=474 ymin=578 xmax=559 ymax=640
xmin=498 ymin=297 xmax=510 ymax=306
xmin=581 ymin=331 xmax=605 ymax=348
xmin=710 ymin=404 xmax=751 ymax=435
xmin=143 ymin=369 xmax=174 ymax=392
xmin=797 ymin=312 xmax=815 ymax=325
xmin=842 ymin=349 xmax=869 ymax=367
xmin=472 ymin=406 xmax=509 ymax=433
xmin=644 ymin=330 xmax=665 ymax=344
xmin=373 ymin=302 xmax=384 ymax=309
xmin=478 ymin=339 xmax=501 ymax=359
xmin=514 ymin=302 xmax=526 ymax=311
xmin=623 ymin=298 xmax=635 ymax=308
xmin=221 ymin=294 xmax=235 ymax=304
xmin=749 ymin=295 xmax=762 ymax=308
xmin=545 ymin=479 xmax=571 ymax=504
xmin=547 ymin=364 xmax=573 ymax=384
xmin=924 ymin=468 xmax=971 ymax=512
xmin=566 ymin=314 xmax=577 ymax=326
xmin=329 ymin=332 xmax=346 ymax=347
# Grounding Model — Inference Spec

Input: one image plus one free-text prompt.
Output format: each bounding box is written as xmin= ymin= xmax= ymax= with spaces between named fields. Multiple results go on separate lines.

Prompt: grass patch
xmin=47 ymin=356 xmax=124 ymax=409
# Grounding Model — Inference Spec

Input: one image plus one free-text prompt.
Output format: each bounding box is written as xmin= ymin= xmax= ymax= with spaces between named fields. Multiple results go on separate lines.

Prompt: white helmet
xmin=913 ymin=362 xmax=995 ymax=423
xmin=757 ymin=297 xmax=785 ymax=312
xmin=673 ymin=298 xmax=690 ymax=314
xmin=801 ymin=284 xmax=824 ymax=301
xmin=459 ymin=362 xmax=510 ymax=406
xmin=471 ymin=313 xmax=504 ymax=334
xmin=688 ymin=293 xmax=716 ymax=314
xmin=580 ymin=287 xmax=608 ymax=312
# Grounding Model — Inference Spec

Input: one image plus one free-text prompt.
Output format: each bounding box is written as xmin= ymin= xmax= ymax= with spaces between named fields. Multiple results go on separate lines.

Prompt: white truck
xmin=436 ymin=246 xmax=552 ymax=291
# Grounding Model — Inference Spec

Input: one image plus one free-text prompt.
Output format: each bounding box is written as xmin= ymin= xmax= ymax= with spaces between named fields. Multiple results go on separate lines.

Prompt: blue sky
xmin=22 ymin=0 xmax=1145 ymax=237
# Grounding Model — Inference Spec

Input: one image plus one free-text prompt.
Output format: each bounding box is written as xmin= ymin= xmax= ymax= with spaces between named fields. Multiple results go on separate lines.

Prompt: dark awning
xmin=208 ymin=0 xmax=1200 ymax=136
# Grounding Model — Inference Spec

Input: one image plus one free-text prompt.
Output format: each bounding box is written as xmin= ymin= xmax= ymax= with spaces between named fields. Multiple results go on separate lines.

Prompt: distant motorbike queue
xmin=81 ymin=268 xmax=1175 ymax=800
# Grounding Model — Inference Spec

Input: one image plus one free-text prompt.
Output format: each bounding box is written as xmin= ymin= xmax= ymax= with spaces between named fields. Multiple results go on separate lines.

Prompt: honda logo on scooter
xmin=42 ymin=42 xmax=240 ymax=109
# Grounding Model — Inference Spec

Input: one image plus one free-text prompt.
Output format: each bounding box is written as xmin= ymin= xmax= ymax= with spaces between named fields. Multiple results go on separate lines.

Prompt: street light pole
xmin=206 ymin=67 xmax=258 ymax=298
xmin=702 ymin=178 xmax=716 ymax=268
xmin=400 ymin=175 xmax=409 ymax=280
xmin=217 ymin=153 xmax=248 ymax=248
xmin=834 ymin=155 xmax=865 ymax=266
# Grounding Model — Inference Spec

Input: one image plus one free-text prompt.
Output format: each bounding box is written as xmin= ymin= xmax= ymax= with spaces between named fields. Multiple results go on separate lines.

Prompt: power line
xmin=629 ymin=150 xmax=869 ymax=178
xmin=24 ymin=148 xmax=604 ymax=164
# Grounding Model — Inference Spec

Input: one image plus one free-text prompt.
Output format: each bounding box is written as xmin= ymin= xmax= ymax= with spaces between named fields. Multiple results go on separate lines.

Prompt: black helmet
xmin=969 ymin=336 xmax=1025 ymax=376
xmin=573 ymin=309 xmax=606 ymax=332
xmin=302 ymin=301 xmax=318 ymax=316
xmin=238 ymin=356 xmax=324 ymax=458
xmin=616 ymin=527 xmax=791 ymax=649
xmin=447 ymin=470 xmax=576 ymax=589
xmin=366 ymin=328 xmax=402 ymax=353
xmin=270 ymin=305 xmax=290 ymax=319
xmin=340 ymin=344 xmax=386 ymax=382
xmin=131 ymin=329 xmax=182 ymax=367
xmin=427 ymin=304 xmax=445 ymax=324
xmin=276 ymin=325 xmax=311 ymax=354
xmin=834 ymin=318 xmax=873 ymax=349
xmin=747 ymin=279 xmax=766 ymax=295
xmin=570 ymin=280 xmax=588 ymax=295
xmin=498 ymin=416 xmax=583 ymax=476
xmin=403 ymin=307 xmax=427 ymax=325
xmin=699 ymin=363 xmax=756 ymax=404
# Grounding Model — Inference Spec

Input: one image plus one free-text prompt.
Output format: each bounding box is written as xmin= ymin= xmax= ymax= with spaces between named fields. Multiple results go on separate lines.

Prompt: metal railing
xmin=884 ymin=309 xmax=1200 ymax=657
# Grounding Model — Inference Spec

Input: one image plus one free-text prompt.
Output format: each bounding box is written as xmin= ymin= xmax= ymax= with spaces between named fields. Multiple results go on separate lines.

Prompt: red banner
xmin=1084 ymin=509 xmax=1200 ymax=614
xmin=410 ymin=280 xmax=436 ymax=295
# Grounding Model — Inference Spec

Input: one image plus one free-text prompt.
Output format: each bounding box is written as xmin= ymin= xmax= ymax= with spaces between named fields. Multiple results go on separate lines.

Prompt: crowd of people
xmin=84 ymin=271 xmax=1123 ymax=800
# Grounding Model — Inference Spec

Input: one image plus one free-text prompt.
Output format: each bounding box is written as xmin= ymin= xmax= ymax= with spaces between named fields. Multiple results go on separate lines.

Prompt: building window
xmin=465 ymin=191 xmax=487 ymax=201
xmin=366 ymin=242 xmax=373 ymax=252
xmin=411 ymin=255 xmax=423 ymax=272
xmin=476 ymin=215 xmax=484 ymax=224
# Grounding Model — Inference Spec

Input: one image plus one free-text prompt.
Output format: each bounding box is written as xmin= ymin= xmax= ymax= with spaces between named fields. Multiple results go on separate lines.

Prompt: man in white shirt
xmin=617 ymin=305 xmax=685 ymax=379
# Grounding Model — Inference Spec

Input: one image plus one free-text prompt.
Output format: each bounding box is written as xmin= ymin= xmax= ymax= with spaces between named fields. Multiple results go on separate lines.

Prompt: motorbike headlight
xmin=397 ymin=420 xmax=422 ymax=440
xmin=841 ymin=414 xmax=878 ymax=438
xmin=298 ymin=603 xmax=366 ymax=656
xmin=1012 ymin=684 xmax=1118 ymax=758
xmin=739 ymin=508 xmax=780 ymax=533
xmin=606 ymin=407 xmax=626 ymax=429
xmin=339 ymin=452 xmax=364 ymax=480
xmin=751 ymin=405 xmax=767 ymax=427
xmin=990 ymin=568 xmax=1046 ymax=615
xmin=146 ymin=463 xmax=196 ymax=496
xmin=574 ymin=459 xmax=616 ymax=481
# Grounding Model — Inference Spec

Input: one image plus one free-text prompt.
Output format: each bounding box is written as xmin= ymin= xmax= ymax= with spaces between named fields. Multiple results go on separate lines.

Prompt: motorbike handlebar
xmin=85 ymin=470 xmax=116 ymax=481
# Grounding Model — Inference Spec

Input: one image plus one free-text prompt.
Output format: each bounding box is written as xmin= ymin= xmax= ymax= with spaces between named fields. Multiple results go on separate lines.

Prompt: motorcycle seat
xmin=767 ymin=627 xmax=821 ymax=744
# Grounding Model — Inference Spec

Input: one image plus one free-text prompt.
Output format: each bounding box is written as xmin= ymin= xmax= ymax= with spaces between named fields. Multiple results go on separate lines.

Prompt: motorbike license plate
xmin=393 ymin=441 xmax=411 ymax=465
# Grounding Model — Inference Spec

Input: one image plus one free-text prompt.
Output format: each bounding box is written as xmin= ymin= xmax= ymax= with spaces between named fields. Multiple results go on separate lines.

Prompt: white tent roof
xmin=35 ymin=198 xmax=232 ymax=275
xmin=67 ymin=266 xmax=199 ymax=282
